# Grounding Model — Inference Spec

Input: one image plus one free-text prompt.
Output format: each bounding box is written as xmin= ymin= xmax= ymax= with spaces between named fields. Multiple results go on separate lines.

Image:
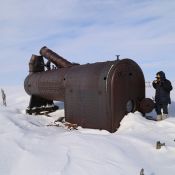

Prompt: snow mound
xmin=0 ymin=85 xmax=175 ymax=175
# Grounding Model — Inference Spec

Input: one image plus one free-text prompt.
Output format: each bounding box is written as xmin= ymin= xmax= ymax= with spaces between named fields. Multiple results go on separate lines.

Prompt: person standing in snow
xmin=1 ymin=89 xmax=7 ymax=106
xmin=152 ymin=71 xmax=172 ymax=121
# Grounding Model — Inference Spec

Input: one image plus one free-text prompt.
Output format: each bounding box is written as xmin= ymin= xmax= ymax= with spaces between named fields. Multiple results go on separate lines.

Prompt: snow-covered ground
xmin=0 ymin=84 xmax=175 ymax=175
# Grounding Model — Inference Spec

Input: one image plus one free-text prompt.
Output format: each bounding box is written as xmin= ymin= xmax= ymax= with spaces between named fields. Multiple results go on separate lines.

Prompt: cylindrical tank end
xmin=139 ymin=98 xmax=155 ymax=113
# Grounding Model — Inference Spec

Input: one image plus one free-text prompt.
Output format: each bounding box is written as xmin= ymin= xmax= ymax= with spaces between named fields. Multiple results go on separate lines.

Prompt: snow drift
xmin=0 ymin=84 xmax=175 ymax=175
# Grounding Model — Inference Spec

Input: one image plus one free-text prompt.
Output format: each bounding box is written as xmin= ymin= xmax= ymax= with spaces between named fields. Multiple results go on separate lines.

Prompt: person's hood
xmin=156 ymin=71 xmax=166 ymax=80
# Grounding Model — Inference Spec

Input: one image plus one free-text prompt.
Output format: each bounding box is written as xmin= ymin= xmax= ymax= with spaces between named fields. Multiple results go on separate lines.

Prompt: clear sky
xmin=0 ymin=0 xmax=175 ymax=86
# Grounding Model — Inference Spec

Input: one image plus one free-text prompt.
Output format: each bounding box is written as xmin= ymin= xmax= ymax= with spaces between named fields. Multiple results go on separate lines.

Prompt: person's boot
xmin=162 ymin=114 xmax=168 ymax=120
xmin=156 ymin=114 xmax=162 ymax=121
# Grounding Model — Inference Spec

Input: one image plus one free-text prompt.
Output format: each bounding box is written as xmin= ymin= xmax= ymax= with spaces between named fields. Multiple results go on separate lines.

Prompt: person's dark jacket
xmin=152 ymin=71 xmax=173 ymax=104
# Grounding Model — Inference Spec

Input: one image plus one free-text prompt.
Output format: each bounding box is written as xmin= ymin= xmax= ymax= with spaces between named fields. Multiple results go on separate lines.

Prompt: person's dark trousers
xmin=155 ymin=103 xmax=168 ymax=115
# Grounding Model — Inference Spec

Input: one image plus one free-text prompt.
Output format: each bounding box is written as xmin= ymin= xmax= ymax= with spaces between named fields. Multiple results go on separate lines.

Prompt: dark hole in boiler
xmin=129 ymin=72 xmax=133 ymax=76
xmin=126 ymin=100 xmax=135 ymax=113
xmin=104 ymin=77 xmax=107 ymax=80
xmin=64 ymin=78 xmax=66 ymax=80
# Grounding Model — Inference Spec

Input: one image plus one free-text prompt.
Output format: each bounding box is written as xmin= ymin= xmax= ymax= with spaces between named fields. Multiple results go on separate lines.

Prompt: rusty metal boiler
xmin=63 ymin=59 xmax=146 ymax=132
xmin=24 ymin=47 xmax=154 ymax=133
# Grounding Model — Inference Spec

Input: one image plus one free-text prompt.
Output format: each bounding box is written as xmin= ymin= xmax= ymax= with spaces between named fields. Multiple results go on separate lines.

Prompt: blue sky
xmin=0 ymin=0 xmax=175 ymax=85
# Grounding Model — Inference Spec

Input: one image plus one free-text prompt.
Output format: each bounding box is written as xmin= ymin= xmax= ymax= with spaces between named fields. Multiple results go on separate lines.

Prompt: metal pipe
xmin=40 ymin=46 xmax=73 ymax=68
xmin=29 ymin=55 xmax=45 ymax=73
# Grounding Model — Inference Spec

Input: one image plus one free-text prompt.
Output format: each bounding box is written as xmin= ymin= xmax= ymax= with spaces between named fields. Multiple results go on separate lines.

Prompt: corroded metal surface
xmin=40 ymin=46 xmax=73 ymax=68
xmin=63 ymin=59 xmax=151 ymax=132
xmin=24 ymin=68 xmax=68 ymax=101
xmin=29 ymin=55 xmax=44 ymax=73
xmin=64 ymin=61 xmax=116 ymax=131
xmin=110 ymin=59 xmax=146 ymax=131
xmin=139 ymin=98 xmax=155 ymax=113
xmin=24 ymin=54 xmax=151 ymax=132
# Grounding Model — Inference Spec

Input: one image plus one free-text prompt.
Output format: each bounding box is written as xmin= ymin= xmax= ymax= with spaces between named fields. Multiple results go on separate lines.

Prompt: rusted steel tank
xmin=64 ymin=59 xmax=146 ymax=132
xmin=24 ymin=47 xmax=154 ymax=133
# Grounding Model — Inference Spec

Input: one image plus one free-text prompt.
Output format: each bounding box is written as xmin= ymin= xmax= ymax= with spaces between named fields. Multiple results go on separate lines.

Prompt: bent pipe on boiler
xmin=40 ymin=46 xmax=73 ymax=68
